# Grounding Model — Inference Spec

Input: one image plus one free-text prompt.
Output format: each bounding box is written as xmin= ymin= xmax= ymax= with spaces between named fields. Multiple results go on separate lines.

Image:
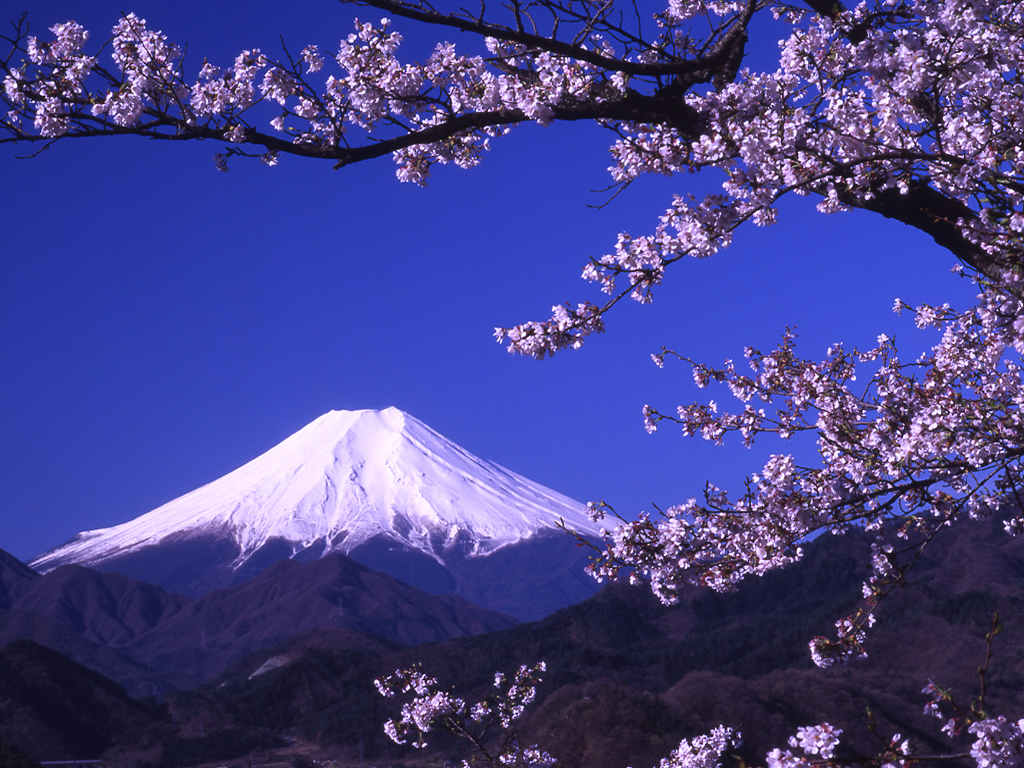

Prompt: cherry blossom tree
xmin=5 ymin=0 xmax=1024 ymax=766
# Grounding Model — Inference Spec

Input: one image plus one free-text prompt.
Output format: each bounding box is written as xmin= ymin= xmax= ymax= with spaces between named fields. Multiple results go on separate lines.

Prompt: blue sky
xmin=0 ymin=0 xmax=977 ymax=562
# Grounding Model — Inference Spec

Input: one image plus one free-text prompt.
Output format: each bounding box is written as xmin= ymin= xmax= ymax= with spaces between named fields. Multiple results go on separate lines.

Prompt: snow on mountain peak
xmin=31 ymin=408 xmax=601 ymax=574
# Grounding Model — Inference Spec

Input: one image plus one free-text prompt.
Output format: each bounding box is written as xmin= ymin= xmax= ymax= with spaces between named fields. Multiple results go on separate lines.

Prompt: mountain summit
xmin=31 ymin=408 xmax=603 ymax=618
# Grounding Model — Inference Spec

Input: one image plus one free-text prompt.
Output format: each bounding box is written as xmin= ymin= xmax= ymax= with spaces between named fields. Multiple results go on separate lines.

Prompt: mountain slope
xmin=30 ymin=408 xmax=602 ymax=617
xmin=0 ymin=549 xmax=40 ymax=609
xmin=120 ymin=550 xmax=518 ymax=689
xmin=0 ymin=608 xmax=152 ymax=698
xmin=0 ymin=639 xmax=163 ymax=762
xmin=0 ymin=547 xmax=516 ymax=693
xmin=11 ymin=564 xmax=192 ymax=648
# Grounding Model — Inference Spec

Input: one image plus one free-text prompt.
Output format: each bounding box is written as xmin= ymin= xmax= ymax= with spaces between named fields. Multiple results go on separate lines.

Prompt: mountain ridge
xmin=0 ymin=545 xmax=517 ymax=694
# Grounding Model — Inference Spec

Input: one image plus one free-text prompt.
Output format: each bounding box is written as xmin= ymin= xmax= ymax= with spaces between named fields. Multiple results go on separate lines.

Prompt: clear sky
xmin=0 ymin=0 xmax=978 ymax=563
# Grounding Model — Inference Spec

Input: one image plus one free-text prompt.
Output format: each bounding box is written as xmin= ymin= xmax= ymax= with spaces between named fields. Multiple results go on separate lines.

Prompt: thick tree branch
xmin=847 ymin=182 xmax=1013 ymax=286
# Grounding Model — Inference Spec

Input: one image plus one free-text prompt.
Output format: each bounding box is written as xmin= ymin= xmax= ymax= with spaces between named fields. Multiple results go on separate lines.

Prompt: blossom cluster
xmin=494 ymin=302 xmax=605 ymax=360
xmin=808 ymin=617 xmax=868 ymax=669
xmin=376 ymin=663 xmax=553 ymax=767
xmin=919 ymin=630 xmax=1019 ymax=768
xmin=374 ymin=667 xmax=466 ymax=747
xmin=589 ymin=293 xmax=1024 ymax=636
xmin=657 ymin=725 xmax=740 ymax=768
xmin=968 ymin=719 xmax=1024 ymax=768
xmin=767 ymin=723 xmax=845 ymax=768
xmin=5 ymin=19 xmax=95 ymax=136
xmin=92 ymin=14 xmax=187 ymax=127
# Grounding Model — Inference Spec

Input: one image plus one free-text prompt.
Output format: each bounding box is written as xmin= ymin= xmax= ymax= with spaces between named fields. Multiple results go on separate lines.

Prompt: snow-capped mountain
xmin=31 ymin=408 xmax=603 ymax=619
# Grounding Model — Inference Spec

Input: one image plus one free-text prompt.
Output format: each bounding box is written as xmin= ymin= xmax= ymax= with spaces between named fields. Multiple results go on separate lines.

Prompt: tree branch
xmin=846 ymin=181 xmax=1012 ymax=286
xmin=344 ymin=0 xmax=754 ymax=79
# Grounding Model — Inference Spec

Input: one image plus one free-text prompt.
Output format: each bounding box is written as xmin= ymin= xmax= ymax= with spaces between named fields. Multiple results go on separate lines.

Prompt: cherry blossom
xmin=657 ymin=726 xmax=741 ymax=768
xmin=969 ymin=719 xmax=1024 ymax=768
xmin=766 ymin=724 xmax=843 ymax=768
xmin=376 ymin=662 xmax=553 ymax=768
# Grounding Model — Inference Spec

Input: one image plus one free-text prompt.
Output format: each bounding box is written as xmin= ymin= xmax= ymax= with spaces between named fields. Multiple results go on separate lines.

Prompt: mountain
xmin=0 ymin=552 xmax=184 ymax=695
xmin=0 ymin=549 xmax=40 ymax=608
xmin=31 ymin=408 xmax=602 ymax=618
xmin=0 ymin=607 xmax=153 ymax=698
xmin=10 ymin=564 xmax=192 ymax=648
xmin=0 ymin=547 xmax=515 ymax=694
xmin=117 ymin=550 xmax=518 ymax=689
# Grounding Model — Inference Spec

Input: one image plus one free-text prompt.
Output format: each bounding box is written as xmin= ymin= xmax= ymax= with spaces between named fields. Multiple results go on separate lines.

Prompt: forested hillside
xmin=12 ymin=516 xmax=1009 ymax=768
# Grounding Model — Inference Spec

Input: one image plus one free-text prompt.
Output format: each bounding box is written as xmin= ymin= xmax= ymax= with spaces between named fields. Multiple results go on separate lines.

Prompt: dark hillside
xmin=0 ymin=639 xmax=165 ymax=762
xmin=159 ymin=517 xmax=1024 ymax=768
xmin=0 ymin=549 xmax=39 ymax=609
xmin=0 ymin=609 xmax=152 ymax=697
xmin=0 ymin=735 xmax=41 ymax=768
xmin=121 ymin=551 xmax=517 ymax=689
xmin=12 ymin=564 xmax=192 ymax=646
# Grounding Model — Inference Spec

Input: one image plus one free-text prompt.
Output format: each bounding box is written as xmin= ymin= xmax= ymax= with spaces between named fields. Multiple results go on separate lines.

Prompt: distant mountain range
xmin=0 ymin=546 xmax=516 ymax=695
xmin=30 ymin=408 xmax=602 ymax=619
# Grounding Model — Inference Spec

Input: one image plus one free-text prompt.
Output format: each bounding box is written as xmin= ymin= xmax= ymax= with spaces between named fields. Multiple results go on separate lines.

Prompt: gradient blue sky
xmin=0 ymin=0 xmax=977 ymax=563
